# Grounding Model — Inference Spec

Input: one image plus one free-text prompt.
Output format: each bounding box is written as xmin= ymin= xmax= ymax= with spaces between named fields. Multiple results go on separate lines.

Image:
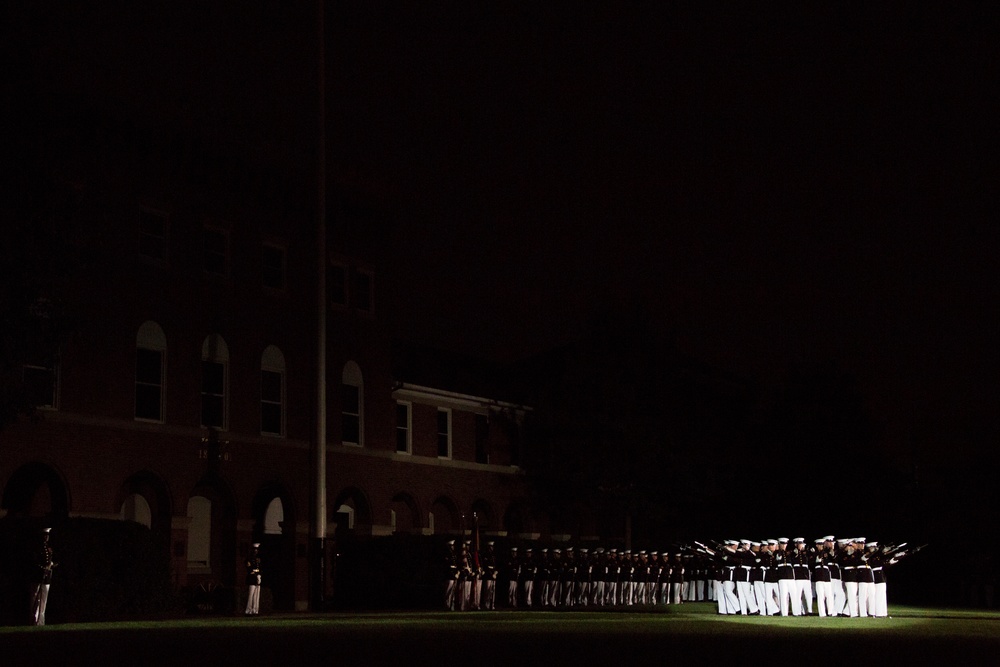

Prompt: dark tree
xmin=520 ymin=310 xmax=757 ymax=545
xmin=1 ymin=10 xmax=78 ymax=431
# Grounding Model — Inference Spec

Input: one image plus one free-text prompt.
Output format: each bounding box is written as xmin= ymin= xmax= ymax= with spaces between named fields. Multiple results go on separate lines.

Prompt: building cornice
xmin=392 ymin=382 xmax=531 ymax=413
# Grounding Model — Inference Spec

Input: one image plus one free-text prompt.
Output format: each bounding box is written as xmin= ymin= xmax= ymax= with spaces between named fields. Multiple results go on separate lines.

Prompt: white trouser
xmin=797 ymin=578 xmax=813 ymax=614
xmin=737 ymin=579 xmax=759 ymax=614
xmin=32 ymin=583 xmax=51 ymax=625
xmin=779 ymin=579 xmax=800 ymax=616
xmin=445 ymin=578 xmax=457 ymax=610
xmin=484 ymin=579 xmax=496 ymax=609
xmin=753 ymin=581 xmax=768 ymax=614
xmin=245 ymin=584 xmax=260 ymax=615
xmin=763 ymin=581 xmax=780 ymax=615
xmin=671 ymin=582 xmax=683 ymax=605
xmin=592 ymin=581 xmax=605 ymax=605
xmin=472 ymin=578 xmax=482 ymax=609
xmin=831 ymin=578 xmax=846 ymax=616
xmin=523 ymin=580 xmax=534 ymax=606
xmin=845 ymin=581 xmax=859 ymax=617
xmin=858 ymin=581 xmax=875 ymax=617
xmin=814 ymin=580 xmax=834 ymax=617
xmin=874 ymin=582 xmax=888 ymax=617
xmin=722 ymin=580 xmax=740 ymax=614
xmin=460 ymin=580 xmax=472 ymax=610
xmin=508 ymin=580 xmax=519 ymax=607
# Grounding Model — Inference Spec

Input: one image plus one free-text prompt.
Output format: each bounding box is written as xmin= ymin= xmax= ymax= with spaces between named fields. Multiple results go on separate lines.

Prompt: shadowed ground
xmin=3 ymin=604 xmax=999 ymax=665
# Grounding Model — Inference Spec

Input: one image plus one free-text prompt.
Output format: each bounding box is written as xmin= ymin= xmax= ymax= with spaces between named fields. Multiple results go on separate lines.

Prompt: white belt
xmin=741 ymin=566 xmax=751 ymax=569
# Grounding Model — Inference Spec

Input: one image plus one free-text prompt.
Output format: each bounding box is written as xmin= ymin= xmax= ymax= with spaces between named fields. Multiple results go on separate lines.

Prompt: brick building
xmin=2 ymin=4 xmax=536 ymax=609
xmin=1 ymin=123 xmax=534 ymax=609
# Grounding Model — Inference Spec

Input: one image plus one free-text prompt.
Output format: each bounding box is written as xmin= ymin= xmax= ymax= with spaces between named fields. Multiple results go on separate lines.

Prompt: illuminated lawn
xmin=4 ymin=604 xmax=1000 ymax=665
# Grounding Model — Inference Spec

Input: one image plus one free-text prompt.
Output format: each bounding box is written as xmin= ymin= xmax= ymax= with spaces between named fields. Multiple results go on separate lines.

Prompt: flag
xmin=473 ymin=512 xmax=481 ymax=570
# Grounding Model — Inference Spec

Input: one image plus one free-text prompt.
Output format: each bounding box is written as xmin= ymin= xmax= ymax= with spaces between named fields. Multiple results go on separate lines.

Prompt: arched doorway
xmin=471 ymin=499 xmax=495 ymax=533
xmin=2 ymin=462 xmax=69 ymax=522
xmin=430 ymin=496 xmax=460 ymax=535
xmin=251 ymin=487 xmax=296 ymax=611
xmin=332 ymin=487 xmax=372 ymax=538
xmin=390 ymin=492 xmax=420 ymax=534
xmin=186 ymin=479 xmax=237 ymax=595
xmin=117 ymin=471 xmax=171 ymax=553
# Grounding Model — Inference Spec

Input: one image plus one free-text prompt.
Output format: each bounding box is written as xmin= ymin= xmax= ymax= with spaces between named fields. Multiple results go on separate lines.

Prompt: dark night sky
xmin=13 ymin=2 xmax=1000 ymax=458
xmin=326 ymin=3 xmax=1000 ymax=455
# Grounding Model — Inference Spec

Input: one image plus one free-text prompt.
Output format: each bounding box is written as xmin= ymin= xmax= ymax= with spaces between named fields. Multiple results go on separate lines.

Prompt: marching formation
xmin=701 ymin=536 xmax=924 ymax=617
xmin=443 ymin=535 xmax=924 ymax=617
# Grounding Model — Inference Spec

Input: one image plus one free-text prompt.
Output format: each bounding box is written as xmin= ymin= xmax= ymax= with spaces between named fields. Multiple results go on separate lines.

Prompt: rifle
xmin=887 ymin=543 xmax=928 ymax=562
xmin=688 ymin=540 xmax=716 ymax=557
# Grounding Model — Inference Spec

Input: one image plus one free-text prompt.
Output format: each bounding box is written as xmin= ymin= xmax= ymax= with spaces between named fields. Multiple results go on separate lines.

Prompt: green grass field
xmin=4 ymin=604 xmax=1000 ymax=665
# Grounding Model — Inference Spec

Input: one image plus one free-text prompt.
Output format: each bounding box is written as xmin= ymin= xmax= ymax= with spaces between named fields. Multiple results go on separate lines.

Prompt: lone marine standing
xmin=31 ymin=527 xmax=56 ymax=625
xmin=245 ymin=542 xmax=262 ymax=615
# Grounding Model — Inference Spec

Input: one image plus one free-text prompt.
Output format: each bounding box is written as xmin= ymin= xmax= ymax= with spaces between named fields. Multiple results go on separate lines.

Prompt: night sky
xmin=327 ymin=3 xmax=1000 ymax=459
xmin=12 ymin=3 xmax=1000 ymax=462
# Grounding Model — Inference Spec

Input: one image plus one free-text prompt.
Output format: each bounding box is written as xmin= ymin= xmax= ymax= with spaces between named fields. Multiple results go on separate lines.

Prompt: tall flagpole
xmin=311 ymin=0 xmax=328 ymax=611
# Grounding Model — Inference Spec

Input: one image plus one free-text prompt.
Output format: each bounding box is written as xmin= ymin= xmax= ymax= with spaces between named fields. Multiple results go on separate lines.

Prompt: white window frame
xmin=201 ymin=335 xmax=229 ymax=431
xmin=23 ymin=357 xmax=58 ymax=411
xmin=260 ymin=345 xmax=286 ymax=437
xmin=395 ymin=400 xmax=412 ymax=454
xmin=437 ymin=408 xmax=452 ymax=459
xmin=341 ymin=361 xmax=364 ymax=447
xmin=135 ymin=321 xmax=166 ymax=423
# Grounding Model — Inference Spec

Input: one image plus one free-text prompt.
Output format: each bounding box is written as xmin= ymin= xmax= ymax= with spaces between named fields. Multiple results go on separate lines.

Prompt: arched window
xmin=136 ymin=321 xmax=166 ymax=422
xmin=186 ymin=496 xmax=212 ymax=572
xmin=201 ymin=335 xmax=229 ymax=430
xmin=336 ymin=503 xmax=355 ymax=530
xmin=341 ymin=361 xmax=363 ymax=447
xmin=261 ymin=346 xmax=286 ymax=436
xmin=120 ymin=493 xmax=152 ymax=528
xmin=264 ymin=498 xmax=284 ymax=535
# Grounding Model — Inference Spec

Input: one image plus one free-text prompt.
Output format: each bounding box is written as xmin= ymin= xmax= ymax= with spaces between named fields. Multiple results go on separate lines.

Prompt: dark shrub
xmin=0 ymin=516 xmax=175 ymax=624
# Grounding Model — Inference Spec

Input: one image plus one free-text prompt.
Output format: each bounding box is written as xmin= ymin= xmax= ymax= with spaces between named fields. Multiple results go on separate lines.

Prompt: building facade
xmin=1 ymin=115 xmax=533 ymax=611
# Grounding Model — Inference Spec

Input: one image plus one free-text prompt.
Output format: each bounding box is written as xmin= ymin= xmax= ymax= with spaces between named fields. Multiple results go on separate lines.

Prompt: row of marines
xmin=446 ymin=539 xmax=706 ymax=611
xmin=706 ymin=536 xmax=922 ymax=617
xmin=444 ymin=536 xmax=923 ymax=616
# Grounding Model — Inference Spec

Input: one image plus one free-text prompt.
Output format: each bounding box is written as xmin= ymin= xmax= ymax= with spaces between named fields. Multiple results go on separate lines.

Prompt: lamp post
xmin=311 ymin=0 xmax=328 ymax=611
